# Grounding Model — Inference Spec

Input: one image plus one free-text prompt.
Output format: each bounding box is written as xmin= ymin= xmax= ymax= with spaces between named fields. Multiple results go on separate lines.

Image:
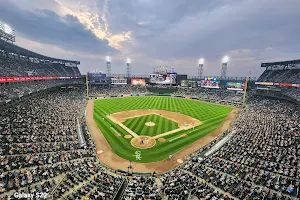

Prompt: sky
xmin=1 ymin=0 xmax=300 ymax=78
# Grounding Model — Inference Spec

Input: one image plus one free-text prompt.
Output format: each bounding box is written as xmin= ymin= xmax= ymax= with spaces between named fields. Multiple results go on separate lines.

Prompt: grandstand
xmin=255 ymin=59 xmax=300 ymax=104
xmin=258 ymin=59 xmax=300 ymax=84
xmin=0 ymin=36 xmax=300 ymax=200
xmin=0 ymin=39 xmax=82 ymax=104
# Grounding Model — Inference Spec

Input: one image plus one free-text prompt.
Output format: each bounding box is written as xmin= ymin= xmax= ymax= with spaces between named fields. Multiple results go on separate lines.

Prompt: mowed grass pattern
xmin=93 ymin=97 xmax=233 ymax=163
xmin=123 ymin=114 xmax=179 ymax=136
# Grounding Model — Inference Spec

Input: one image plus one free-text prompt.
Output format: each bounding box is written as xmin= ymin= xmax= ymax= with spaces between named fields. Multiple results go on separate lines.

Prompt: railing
xmin=50 ymin=172 xmax=69 ymax=199
xmin=76 ymin=118 xmax=87 ymax=148
xmin=113 ymin=179 xmax=127 ymax=200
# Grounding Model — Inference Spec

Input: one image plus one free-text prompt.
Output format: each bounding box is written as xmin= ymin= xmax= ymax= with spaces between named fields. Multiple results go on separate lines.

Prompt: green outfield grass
xmin=123 ymin=114 xmax=179 ymax=137
xmin=93 ymin=96 xmax=233 ymax=163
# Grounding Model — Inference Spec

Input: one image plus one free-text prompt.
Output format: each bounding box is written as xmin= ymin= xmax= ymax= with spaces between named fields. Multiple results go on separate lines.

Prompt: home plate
xmin=177 ymin=159 xmax=183 ymax=164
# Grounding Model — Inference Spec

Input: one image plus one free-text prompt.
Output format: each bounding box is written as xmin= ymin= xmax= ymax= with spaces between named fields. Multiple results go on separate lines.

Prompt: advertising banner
xmin=279 ymin=83 xmax=293 ymax=87
xmin=131 ymin=78 xmax=146 ymax=86
xmin=0 ymin=76 xmax=81 ymax=83
xmin=255 ymin=82 xmax=273 ymax=85
xmin=279 ymin=83 xmax=300 ymax=88
xmin=255 ymin=82 xmax=300 ymax=87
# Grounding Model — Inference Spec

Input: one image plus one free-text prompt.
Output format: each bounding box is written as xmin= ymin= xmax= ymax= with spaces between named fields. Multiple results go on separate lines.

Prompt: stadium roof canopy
xmin=0 ymin=38 xmax=80 ymax=64
xmin=261 ymin=59 xmax=300 ymax=68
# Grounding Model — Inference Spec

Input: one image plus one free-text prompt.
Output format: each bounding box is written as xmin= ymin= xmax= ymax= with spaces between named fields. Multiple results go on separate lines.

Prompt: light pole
xmin=126 ymin=58 xmax=131 ymax=78
xmin=221 ymin=56 xmax=229 ymax=79
xmin=106 ymin=56 xmax=111 ymax=77
xmin=198 ymin=58 xmax=204 ymax=79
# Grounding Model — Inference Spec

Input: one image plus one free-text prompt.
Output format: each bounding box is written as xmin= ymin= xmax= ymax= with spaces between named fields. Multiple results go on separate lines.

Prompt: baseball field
xmin=92 ymin=96 xmax=233 ymax=163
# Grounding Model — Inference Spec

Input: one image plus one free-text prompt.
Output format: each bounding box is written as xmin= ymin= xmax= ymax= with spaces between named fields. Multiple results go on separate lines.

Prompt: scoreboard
xmin=150 ymin=73 xmax=176 ymax=85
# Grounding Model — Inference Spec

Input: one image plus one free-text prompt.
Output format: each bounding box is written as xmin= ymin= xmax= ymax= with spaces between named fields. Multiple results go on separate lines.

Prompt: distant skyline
xmin=1 ymin=0 xmax=300 ymax=78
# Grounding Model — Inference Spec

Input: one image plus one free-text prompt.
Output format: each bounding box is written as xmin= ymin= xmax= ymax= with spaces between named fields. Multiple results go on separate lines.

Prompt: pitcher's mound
xmin=158 ymin=138 xmax=166 ymax=142
xmin=124 ymin=135 xmax=132 ymax=139
xmin=131 ymin=136 xmax=156 ymax=149
xmin=145 ymin=122 xmax=155 ymax=126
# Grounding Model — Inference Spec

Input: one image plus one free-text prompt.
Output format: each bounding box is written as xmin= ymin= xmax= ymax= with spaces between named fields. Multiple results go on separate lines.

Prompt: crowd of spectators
xmin=55 ymin=163 xmax=124 ymax=199
xmin=181 ymin=96 xmax=300 ymax=199
xmin=0 ymin=55 xmax=81 ymax=77
xmin=160 ymin=169 xmax=234 ymax=200
xmin=0 ymin=86 xmax=128 ymax=200
xmin=0 ymin=88 xmax=93 ymax=199
xmin=0 ymin=79 xmax=82 ymax=103
xmin=123 ymin=176 xmax=161 ymax=199
xmin=174 ymin=88 xmax=244 ymax=103
xmin=89 ymin=85 xmax=147 ymax=96
xmin=282 ymin=88 xmax=300 ymax=102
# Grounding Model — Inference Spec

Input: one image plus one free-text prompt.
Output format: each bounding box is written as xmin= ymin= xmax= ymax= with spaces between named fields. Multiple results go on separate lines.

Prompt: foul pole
xmin=86 ymin=72 xmax=89 ymax=98
xmin=242 ymin=76 xmax=249 ymax=107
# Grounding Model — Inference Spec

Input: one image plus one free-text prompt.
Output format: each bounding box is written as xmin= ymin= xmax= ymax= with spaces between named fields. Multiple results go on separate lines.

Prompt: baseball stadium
xmin=1 ymin=3 xmax=300 ymax=200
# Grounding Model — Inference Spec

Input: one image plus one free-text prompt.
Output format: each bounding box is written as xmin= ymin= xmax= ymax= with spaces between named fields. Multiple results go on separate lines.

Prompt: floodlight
xmin=199 ymin=58 xmax=204 ymax=65
xmin=222 ymin=56 xmax=229 ymax=63
xmin=127 ymin=58 xmax=131 ymax=64
xmin=106 ymin=56 xmax=111 ymax=62
xmin=3 ymin=24 xmax=13 ymax=35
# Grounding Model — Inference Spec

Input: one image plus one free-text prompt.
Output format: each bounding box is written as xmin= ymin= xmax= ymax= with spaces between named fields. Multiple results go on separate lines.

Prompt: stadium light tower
xmin=221 ymin=56 xmax=229 ymax=79
xmin=126 ymin=58 xmax=131 ymax=78
xmin=198 ymin=58 xmax=204 ymax=79
xmin=0 ymin=21 xmax=16 ymax=43
xmin=106 ymin=56 xmax=111 ymax=77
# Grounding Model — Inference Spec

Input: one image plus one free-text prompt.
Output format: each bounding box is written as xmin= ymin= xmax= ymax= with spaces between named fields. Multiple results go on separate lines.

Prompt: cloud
xmin=53 ymin=0 xmax=132 ymax=50
xmin=0 ymin=0 xmax=117 ymax=54
xmin=126 ymin=0 xmax=300 ymax=60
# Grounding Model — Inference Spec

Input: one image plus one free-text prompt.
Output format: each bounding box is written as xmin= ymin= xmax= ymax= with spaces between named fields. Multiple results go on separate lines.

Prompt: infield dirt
xmin=107 ymin=109 xmax=202 ymax=140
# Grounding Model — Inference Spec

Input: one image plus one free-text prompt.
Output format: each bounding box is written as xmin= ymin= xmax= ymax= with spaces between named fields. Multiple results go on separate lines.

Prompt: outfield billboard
xmin=131 ymin=78 xmax=146 ymax=86
xmin=181 ymin=80 xmax=197 ymax=87
xmin=226 ymin=82 xmax=245 ymax=91
xmin=111 ymin=78 xmax=127 ymax=85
